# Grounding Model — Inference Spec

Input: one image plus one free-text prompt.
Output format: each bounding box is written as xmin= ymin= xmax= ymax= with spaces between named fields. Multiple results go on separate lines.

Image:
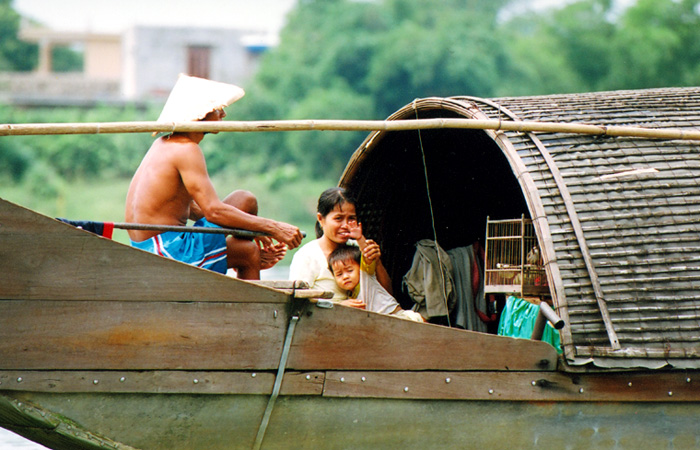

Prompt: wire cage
xmin=484 ymin=216 xmax=549 ymax=297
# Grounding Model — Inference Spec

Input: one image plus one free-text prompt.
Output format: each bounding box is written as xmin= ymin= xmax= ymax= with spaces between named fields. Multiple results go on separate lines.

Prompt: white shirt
xmin=289 ymin=239 xmax=347 ymax=301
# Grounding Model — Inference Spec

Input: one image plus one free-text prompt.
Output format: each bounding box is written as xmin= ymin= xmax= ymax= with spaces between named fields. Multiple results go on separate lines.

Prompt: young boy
xmin=328 ymin=244 xmax=424 ymax=322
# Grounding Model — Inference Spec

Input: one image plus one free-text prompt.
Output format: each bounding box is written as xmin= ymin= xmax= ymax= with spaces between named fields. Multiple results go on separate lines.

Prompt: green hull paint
xmin=3 ymin=392 xmax=700 ymax=450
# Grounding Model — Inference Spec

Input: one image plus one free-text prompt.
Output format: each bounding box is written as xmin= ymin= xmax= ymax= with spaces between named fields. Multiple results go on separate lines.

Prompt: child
xmin=328 ymin=243 xmax=424 ymax=322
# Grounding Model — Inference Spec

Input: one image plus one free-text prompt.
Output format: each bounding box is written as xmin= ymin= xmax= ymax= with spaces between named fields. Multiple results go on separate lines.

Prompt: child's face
xmin=331 ymin=259 xmax=360 ymax=292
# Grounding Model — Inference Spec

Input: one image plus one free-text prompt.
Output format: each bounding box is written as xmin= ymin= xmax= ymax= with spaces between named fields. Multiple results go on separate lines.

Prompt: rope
xmin=253 ymin=313 xmax=300 ymax=450
xmin=413 ymin=104 xmax=452 ymax=327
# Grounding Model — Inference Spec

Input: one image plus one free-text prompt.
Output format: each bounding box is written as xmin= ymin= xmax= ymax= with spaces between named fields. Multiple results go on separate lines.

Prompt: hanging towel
xmin=498 ymin=295 xmax=562 ymax=353
xmin=402 ymin=239 xmax=454 ymax=318
xmin=448 ymin=245 xmax=487 ymax=332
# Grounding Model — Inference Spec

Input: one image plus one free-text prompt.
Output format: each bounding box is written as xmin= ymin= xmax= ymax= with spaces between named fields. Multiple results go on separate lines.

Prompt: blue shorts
xmin=130 ymin=218 xmax=228 ymax=274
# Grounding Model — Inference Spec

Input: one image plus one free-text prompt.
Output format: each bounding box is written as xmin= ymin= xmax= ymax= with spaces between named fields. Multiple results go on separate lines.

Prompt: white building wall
xmin=122 ymin=26 xmax=260 ymax=100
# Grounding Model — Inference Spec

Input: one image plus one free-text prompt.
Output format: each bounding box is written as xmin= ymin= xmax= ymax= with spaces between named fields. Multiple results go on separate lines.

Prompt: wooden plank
xmin=0 ymin=299 xmax=558 ymax=372
xmin=275 ymin=289 xmax=334 ymax=298
xmin=0 ymin=198 xmax=287 ymax=303
xmin=0 ymin=370 xmax=324 ymax=396
xmin=247 ymin=280 xmax=309 ymax=289
xmin=287 ymin=303 xmax=559 ymax=371
xmin=0 ymin=300 xmax=291 ymax=370
xmin=323 ymin=370 xmax=700 ymax=402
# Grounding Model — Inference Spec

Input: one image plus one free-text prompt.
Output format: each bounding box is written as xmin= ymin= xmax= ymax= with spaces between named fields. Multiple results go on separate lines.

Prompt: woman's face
xmin=318 ymin=202 xmax=357 ymax=244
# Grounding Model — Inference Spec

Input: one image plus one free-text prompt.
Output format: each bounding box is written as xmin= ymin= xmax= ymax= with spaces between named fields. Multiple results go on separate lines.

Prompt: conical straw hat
xmin=157 ymin=74 xmax=245 ymax=123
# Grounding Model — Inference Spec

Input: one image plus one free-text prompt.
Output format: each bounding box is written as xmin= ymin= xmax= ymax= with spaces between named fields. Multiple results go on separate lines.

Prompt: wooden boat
xmin=2 ymin=87 xmax=700 ymax=450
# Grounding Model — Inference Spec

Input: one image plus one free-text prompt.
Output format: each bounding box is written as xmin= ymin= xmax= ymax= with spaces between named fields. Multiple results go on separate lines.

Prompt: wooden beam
xmin=287 ymin=303 xmax=559 ymax=371
xmin=0 ymin=300 xmax=291 ymax=370
xmin=0 ymin=370 xmax=324 ymax=396
xmin=2 ymin=118 xmax=700 ymax=141
xmin=0 ymin=299 xmax=559 ymax=372
xmin=323 ymin=370 xmax=700 ymax=402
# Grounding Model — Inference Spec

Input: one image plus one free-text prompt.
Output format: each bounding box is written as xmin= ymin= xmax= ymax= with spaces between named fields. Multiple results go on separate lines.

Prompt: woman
xmin=289 ymin=187 xmax=392 ymax=306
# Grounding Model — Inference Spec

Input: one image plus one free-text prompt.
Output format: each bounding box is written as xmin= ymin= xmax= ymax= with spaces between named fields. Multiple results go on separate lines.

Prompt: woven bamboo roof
xmin=340 ymin=87 xmax=700 ymax=370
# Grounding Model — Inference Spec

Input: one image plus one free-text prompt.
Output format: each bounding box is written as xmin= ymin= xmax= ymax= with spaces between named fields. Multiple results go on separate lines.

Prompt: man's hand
xmin=270 ymin=221 xmax=303 ymax=249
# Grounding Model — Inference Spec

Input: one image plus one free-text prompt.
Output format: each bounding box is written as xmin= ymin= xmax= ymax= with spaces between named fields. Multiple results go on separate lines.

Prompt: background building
xmin=1 ymin=25 xmax=271 ymax=106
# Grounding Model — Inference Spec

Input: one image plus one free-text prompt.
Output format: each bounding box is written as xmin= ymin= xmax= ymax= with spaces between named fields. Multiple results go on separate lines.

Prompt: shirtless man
xmin=125 ymin=75 xmax=303 ymax=279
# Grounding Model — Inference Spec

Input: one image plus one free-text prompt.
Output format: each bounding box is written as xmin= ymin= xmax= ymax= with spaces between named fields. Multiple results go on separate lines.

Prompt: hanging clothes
xmin=447 ymin=244 xmax=487 ymax=332
xmin=402 ymin=239 xmax=454 ymax=319
xmin=497 ymin=295 xmax=562 ymax=353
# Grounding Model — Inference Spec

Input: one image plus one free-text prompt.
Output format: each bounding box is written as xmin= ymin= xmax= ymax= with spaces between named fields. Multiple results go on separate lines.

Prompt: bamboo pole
xmin=110 ymin=222 xmax=306 ymax=239
xmin=112 ymin=222 xmax=266 ymax=238
xmin=2 ymin=118 xmax=700 ymax=141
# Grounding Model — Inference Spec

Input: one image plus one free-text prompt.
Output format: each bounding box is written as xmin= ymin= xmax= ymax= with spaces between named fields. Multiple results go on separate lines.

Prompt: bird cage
xmin=484 ymin=216 xmax=549 ymax=297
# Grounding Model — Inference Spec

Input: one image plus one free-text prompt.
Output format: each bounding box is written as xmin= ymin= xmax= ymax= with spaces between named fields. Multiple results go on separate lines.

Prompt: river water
xmin=0 ymin=428 xmax=46 ymax=449
xmin=1 ymin=265 xmax=291 ymax=449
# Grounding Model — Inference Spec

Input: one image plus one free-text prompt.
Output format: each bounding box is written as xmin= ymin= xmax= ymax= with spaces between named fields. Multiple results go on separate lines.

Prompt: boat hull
xmin=3 ymin=391 xmax=700 ymax=449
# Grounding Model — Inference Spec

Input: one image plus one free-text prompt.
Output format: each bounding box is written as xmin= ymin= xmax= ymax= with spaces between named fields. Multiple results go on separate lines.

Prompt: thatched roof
xmin=340 ymin=87 xmax=700 ymax=370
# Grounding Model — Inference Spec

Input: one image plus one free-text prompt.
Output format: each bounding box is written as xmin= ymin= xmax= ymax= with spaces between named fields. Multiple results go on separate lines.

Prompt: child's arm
xmin=349 ymin=222 xmax=393 ymax=295
xmin=340 ymin=298 xmax=366 ymax=309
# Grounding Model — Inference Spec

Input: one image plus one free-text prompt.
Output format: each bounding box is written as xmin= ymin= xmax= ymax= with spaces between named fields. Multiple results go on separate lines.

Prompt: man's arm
xmin=189 ymin=200 xmax=204 ymax=221
xmin=174 ymin=142 xmax=303 ymax=248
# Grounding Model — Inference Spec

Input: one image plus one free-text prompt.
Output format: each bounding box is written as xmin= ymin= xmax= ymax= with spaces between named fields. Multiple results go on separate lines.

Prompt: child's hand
xmin=347 ymin=221 xmax=363 ymax=240
xmin=340 ymin=298 xmax=366 ymax=309
xmin=362 ymin=239 xmax=381 ymax=265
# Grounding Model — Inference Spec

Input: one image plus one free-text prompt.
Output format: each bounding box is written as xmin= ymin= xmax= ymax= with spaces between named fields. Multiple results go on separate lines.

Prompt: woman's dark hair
xmin=327 ymin=244 xmax=361 ymax=272
xmin=315 ymin=187 xmax=357 ymax=238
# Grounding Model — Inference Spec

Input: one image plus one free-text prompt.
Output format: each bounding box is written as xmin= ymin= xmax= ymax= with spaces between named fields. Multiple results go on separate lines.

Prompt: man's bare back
xmin=125 ymin=134 xmax=202 ymax=242
xmin=125 ymin=122 xmax=303 ymax=278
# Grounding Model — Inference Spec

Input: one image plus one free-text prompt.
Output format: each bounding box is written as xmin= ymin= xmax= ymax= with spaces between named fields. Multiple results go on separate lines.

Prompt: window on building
xmin=187 ymin=46 xmax=211 ymax=79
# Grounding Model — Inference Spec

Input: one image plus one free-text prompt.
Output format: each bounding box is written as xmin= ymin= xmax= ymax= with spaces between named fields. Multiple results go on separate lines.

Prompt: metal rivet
xmin=404 ymin=387 xmax=409 ymax=392
xmin=628 ymin=382 xmax=632 ymax=387
xmin=193 ymin=379 xmax=199 ymax=384
xmin=579 ymin=388 xmax=584 ymax=394
xmin=340 ymin=377 xmax=345 ymax=383
xmin=488 ymin=389 xmax=494 ymax=394
xmin=687 ymin=378 xmax=692 ymax=383
xmin=120 ymin=377 xmax=126 ymax=382
xmin=668 ymin=391 xmax=673 ymax=396
xmin=305 ymin=375 xmax=311 ymax=380
xmin=445 ymin=378 xmax=451 ymax=384
xmin=361 ymin=376 xmax=366 ymax=382
xmin=251 ymin=373 xmax=256 ymax=378
xmin=531 ymin=381 xmax=537 ymax=386
xmin=16 ymin=377 xmax=22 ymax=383
xmin=93 ymin=379 xmax=99 ymax=385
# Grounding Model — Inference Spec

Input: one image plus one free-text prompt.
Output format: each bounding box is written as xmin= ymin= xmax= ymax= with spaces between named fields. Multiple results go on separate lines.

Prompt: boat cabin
xmin=341 ymin=88 xmax=700 ymax=370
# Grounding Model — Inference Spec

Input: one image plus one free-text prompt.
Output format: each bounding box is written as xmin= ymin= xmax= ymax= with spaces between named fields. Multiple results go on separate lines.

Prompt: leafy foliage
xmin=0 ymin=0 xmax=38 ymax=70
xmin=5 ymin=0 xmax=700 ymax=196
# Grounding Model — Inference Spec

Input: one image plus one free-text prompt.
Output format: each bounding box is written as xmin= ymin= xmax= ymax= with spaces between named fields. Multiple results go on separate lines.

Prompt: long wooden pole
xmin=2 ymin=118 xmax=700 ymax=141
xmin=110 ymin=222 xmax=306 ymax=239
xmin=112 ymin=222 xmax=266 ymax=238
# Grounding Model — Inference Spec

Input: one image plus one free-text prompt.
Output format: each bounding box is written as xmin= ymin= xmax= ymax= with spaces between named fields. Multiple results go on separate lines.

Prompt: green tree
xmin=52 ymin=45 xmax=84 ymax=72
xmin=0 ymin=0 xmax=38 ymax=71
xmin=232 ymin=0 xmax=519 ymax=180
xmin=605 ymin=0 xmax=700 ymax=89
